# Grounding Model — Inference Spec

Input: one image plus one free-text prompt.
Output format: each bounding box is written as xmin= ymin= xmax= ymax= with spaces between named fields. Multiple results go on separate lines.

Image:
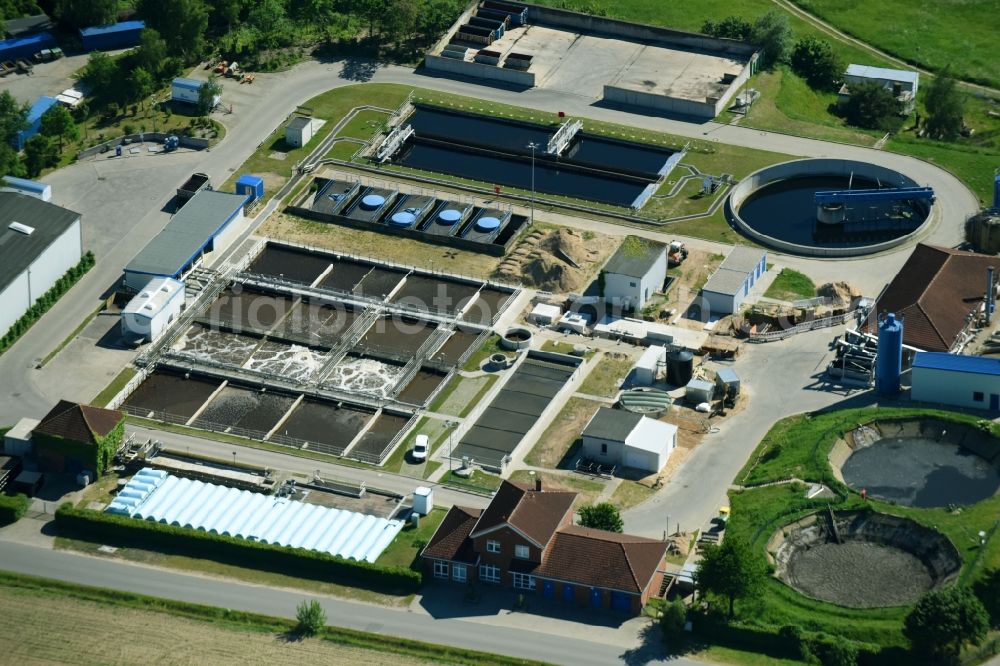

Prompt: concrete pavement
xmin=0 ymin=539 xmax=683 ymax=666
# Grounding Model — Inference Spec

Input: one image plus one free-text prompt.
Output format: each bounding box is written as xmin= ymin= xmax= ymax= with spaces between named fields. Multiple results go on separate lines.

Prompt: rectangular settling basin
xmin=274 ymin=399 xmax=374 ymax=455
xmin=354 ymin=316 xmax=437 ymax=359
xmin=124 ymin=370 xmax=221 ymax=419
xmin=389 ymin=275 xmax=481 ymax=315
xmin=249 ymin=245 xmax=332 ymax=285
xmin=350 ymin=412 xmax=411 ymax=461
xmin=192 ymin=385 xmax=297 ymax=434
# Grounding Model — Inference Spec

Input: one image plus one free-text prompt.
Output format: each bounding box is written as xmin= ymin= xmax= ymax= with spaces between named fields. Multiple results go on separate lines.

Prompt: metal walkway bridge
xmin=814 ymin=186 xmax=935 ymax=205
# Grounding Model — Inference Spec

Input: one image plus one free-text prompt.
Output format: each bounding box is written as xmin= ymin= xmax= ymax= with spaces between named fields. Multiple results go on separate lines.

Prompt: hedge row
xmin=55 ymin=504 xmax=421 ymax=595
xmin=0 ymin=493 xmax=29 ymax=526
xmin=0 ymin=251 xmax=95 ymax=356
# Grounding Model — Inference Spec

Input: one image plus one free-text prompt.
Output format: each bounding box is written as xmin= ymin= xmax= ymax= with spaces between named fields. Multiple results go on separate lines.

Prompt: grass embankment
xmin=523 ymin=397 xmax=601 ymax=468
xmin=459 ymin=335 xmax=505 ymax=373
xmin=442 ymin=468 xmax=503 ymax=493
xmin=429 ymin=374 xmax=498 ymax=417
xmin=726 ymin=406 xmax=1000 ymax=649
xmin=91 ymin=366 xmax=138 ymax=407
xmin=578 ymin=352 xmax=635 ymax=398
xmin=0 ymin=571 xmax=554 ymax=666
xmin=383 ymin=416 xmax=448 ymax=478
xmin=763 ymin=268 xmax=816 ymax=301
xmin=376 ymin=508 xmax=447 ymax=568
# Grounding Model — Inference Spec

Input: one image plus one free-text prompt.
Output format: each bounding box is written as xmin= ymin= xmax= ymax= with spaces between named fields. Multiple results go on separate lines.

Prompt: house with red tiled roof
xmin=422 ymin=478 xmax=667 ymax=615
xmin=31 ymin=400 xmax=125 ymax=476
xmin=869 ymin=244 xmax=996 ymax=352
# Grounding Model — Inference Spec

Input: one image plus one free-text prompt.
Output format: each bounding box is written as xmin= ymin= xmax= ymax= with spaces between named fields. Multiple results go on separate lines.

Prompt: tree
xmin=843 ymin=80 xmax=903 ymax=131
xmin=924 ymin=67 xmax=965 ymax=141
xmin=207 ymin=0 xmax=243 ymax=31
xmin=904 ymin=587 xmax=989 ymax=662
xmin=197 ymin=77 xmax=222 ymax=115
xmin=659 ymin=597 xmax=687 ymax=643
xmin=0 ymin=90 xmax=28 ymax=146
xmin=79 ymin=51 xmax=120 ymax=106
xmin=134 ymin=28 xmax=168 ymax=77
xmin=136 ymin=0 xmax=210 ymax=60
xmin=382 ymin=0 xmax=418 ymax=47
xmin=578 ymin=502 xmax=623 ymax=532
xmin=54 ymin=0 xmax=117 ymax=28
xmin=791 ymin=37 xmax=842 ymax=90
xmin=416 ymin=0 xmax=461 ymax=42
xmin=248 ymin=0 xmax=293 ymax=49
xmin=701 ymin=16 xmax=752 ymax=42
xmin=695 ymin=535 xmax=764 ymax=619
xmin=295 ymin=599 xmax=326 ymax=636
xmin=39 ymin=105 xmax=79 ymax=150
xmin=23 ymin=135 xmax=58 ymax=177
xmin=128 ymin=67 xmax=155 ymax=107
xmin=751 ymin=11 xmax=793 ymax=68
xmin=973 ymin=568 xmax=1000 ymax=627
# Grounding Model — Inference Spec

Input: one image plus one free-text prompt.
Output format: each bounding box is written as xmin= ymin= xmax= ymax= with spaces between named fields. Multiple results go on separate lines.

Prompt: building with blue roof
xmin=0 ymin=31 xmax=55 ymax=62
xmin=13 ymin=96 xmax=58 ymax=150
xmin=911 ymin=352 xmax=1000 ymax=411
xmin=80 ymin=20 xmax=145 ymax=51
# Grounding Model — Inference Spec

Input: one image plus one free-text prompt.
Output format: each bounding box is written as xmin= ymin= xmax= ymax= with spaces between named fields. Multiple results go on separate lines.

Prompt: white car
xmin=412 ymin=434 xmax=429 ymax=462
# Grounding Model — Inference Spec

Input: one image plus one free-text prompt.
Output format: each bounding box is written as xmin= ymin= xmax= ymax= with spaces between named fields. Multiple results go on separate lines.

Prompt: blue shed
xmin=14 ymin=96 xmax=58 ymax=150
xmin=0 ymin=31 xmax=56 ymax=61
xmin=235 ymin=174 xmax=264 ymax=202
xmin=80 ymin=21 xmax=145 ymax=51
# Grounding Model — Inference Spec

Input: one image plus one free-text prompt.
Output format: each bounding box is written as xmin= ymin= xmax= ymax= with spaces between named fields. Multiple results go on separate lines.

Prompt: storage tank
xmin=667 ymin=349 xmax=694 ymax=386
xmin=875 ymin=312 xmax=903 ymax=395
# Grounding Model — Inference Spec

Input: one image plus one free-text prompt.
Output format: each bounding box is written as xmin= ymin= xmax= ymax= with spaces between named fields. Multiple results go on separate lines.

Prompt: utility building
xmin=121 ymin=277 xmax=185 ymax=342
xmin=581 ymin=407 xmax=676 ymax=473
xmin=601 ymin=237 xmax=667 ymax=311
xmin=911 ymin=352 xmax=1000 ymax=411
xmin=840 ymin=64 xmax=918 ymax=112
xmin=700 ymin=245 xmax=767 ymax=316
xmin=0 ymin=192 xmax=82 ymax=337
xmin=171 ymin=78 xmax=219 ymax=107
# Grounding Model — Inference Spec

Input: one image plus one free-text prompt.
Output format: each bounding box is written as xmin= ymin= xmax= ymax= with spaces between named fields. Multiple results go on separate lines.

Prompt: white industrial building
xmin=285 ymin=116 xmax=325 ymax=148
xmin=529 ymin=302 xmax=562 ymax=326
xmin=911 ymin=352 xmax=1000 ymax=411
xmin=581 ymin=407 xmax=676 ymax=473
xmin=633 ymin=345 xmax=667 ymax=385
xmin=840 ymin=64 xmax=919 ymax=111
xmin=3 ymin=417 xmax=38 ymax=456
xmin=171 ymin=78 xmax=220 ymax=107
xmin=601 ymin=238 xmax=667 ymax=311
xmin=121 ymin=277 xmax=185 ymax=342
xmin=124 ymin=189 xmax=249 ymax=291
xmin=700 ymin=245 xmax=768 ymax=316
xmin=0 ymin=192 xmax=82 ymax=337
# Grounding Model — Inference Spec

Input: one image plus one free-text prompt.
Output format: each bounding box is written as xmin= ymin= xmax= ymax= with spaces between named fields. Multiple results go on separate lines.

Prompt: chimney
xmin=529 ymin=470 xmax=541 ymax=492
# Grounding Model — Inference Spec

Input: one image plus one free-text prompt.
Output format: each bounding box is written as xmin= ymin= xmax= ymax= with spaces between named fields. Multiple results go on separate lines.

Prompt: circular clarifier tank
xmin=390 ymin=211 xmax=417 ymax=227
xmin=475 ymin=216 xmax=501 ymax=232
xmin=361 ymin=194 xmax=385 ymax=210
xmin=727 ymin=159 xmax=933 ymax=257
xmin=438 ymin=209 xmax=462 ymax=225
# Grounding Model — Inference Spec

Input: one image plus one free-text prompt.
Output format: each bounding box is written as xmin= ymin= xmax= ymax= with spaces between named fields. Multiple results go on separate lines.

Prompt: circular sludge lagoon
xmin=770 ymin=510 xmax=961 ymax=608
xmin=830 ymin=419 xmax=1000 ymax=508
xmin=727 ymin=159 xmax=933 ymax=257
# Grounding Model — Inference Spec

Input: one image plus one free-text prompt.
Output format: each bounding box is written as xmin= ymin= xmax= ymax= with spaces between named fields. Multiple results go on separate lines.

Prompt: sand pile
xmin=496 ymin=226 xmax=612 ymax=293
xmin=817 ymin=281 xmax=861 ymax=307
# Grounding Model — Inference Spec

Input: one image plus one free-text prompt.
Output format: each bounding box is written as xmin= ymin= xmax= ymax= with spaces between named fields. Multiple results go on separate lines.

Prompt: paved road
xmin=0 ymin=57 xmax=976 ymax=425
xmin=129 ymin=424 xmax=490 ymax=511
xmin=0 ymin=539 xmax=682 ymax=666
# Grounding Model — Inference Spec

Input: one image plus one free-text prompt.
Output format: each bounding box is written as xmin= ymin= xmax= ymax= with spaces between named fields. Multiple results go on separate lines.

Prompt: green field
xmin=726 ymin=406 xmax=1000 ymax=649
xmin=790 ymin=0 xmax=999 ymax=88
xmin=763 ymin=268 xmax=815 ymax=301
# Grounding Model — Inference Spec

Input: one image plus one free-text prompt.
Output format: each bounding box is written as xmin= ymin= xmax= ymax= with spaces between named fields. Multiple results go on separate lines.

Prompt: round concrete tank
xmin=500 ymin=327 xmax=532 ymax=350
xmin=876 ymin=313 xmax=903 ymax=395
xmin=667 ymin=349 xmax=694 ymax=386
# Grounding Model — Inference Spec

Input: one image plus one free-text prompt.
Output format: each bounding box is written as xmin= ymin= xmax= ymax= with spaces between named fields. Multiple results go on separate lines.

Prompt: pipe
xmin=989 ymin=266 xmax=995 ymax=325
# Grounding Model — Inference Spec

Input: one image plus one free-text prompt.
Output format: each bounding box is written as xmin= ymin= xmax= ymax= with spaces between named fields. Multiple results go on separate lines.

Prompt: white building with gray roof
xmin=581 ymin=407 xmax=676 ymax=473
xmin=700 ymin=245 xmax=767 ymax=316
xmin=601 ymin=237 xmax=667 ymax=311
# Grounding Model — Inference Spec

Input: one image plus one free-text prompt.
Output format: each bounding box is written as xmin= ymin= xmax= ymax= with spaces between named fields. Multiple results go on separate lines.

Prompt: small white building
xmin=171 ymin=78 xmax=220 ymax=107
xmin=840 ymin=64 xmax=919 ymax=112
xmin=700 ymin=246 xmax=767 ymax=317
xmin=634 ymin=345 xmax=666 ymax=385
xmin=529 ymin=302 xmax=562 ymax=326
xmin=911 ymin=352 xmax=1000 ymax=411
xmin=285 ymin=116 xmax=325 ymax=148
xmin=602 ymin=237 xmax=667 ymax=311
xmin=581 ymin=407 xmax=676 ymax=473
xmin=3 ymin=416 xmax=38 ymax=456
xmin=121 ymin=277 xmax=185 ymax=342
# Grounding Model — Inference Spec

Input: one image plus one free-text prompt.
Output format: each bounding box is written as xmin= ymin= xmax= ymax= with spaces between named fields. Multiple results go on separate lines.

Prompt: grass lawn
xmin=443 ymin=468 xmax=503 ymax=493
xmin=91 ymin=366 xmax=138 ymax=407
xmin=460 ymin=335 xmax=505 ymax=372
xmin=384 ymin=416 xmax=449 ymax=474
xmin=695 ymin=644 xmax=808 ymax=666
xmin=609 ymin=480 xmax=656 ymax=511
xmin=54 ymin=535 xmax=409 ymax=606
xmin=724 ymin=406 xmax=1000 ymax=648
xmin=578 ymin=352 xmax=636 ymax=398
xmin=336 ymin=109 xmax=391 ymax=140
xmin=763 ymin=268 xmax=816 ymax=301
xmin=260 ymin=213 xmax=503 ymax=280
xmin=523 ymin=397 xmax=601 ymax=468
xmin=538 ymin=340 xmax=594 ymax=358
xmin=428 ymin=374 xmax=498 ymax=417
xmin=324 ymin=139 xmax=363 ymax=161
xmin=507 ymin=470 xmax=605 ymax=508
xmin=376 ymin=508 xmax=446 ymax=569
xmin=790 ymin=0 xmax=998 ymax=88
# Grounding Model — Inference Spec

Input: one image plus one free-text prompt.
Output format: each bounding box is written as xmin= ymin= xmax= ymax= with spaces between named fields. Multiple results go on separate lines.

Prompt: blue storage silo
xmin=875 ymin=312 xmax=903 ymax=394
xmin=13 ymin=96 xmax=58 ymax=150
xmin=79 ymin=21 xmax=145 ymax=51
xmin=235 ymin=174 xmax=264 ymax=202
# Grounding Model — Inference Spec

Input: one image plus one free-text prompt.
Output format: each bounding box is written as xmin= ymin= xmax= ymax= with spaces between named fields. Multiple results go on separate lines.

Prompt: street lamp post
xmin=232 ymin=451 xmax=237 ymax=466
xmin=445 ymin=420 xmax=459 ymax=471
xmin=527 ymin=142 xmax=538 ymax=226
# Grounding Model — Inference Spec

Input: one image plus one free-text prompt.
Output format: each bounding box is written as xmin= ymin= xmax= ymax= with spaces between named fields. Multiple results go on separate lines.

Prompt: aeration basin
xmin=727 ymin=159 xmax=933 ymax=257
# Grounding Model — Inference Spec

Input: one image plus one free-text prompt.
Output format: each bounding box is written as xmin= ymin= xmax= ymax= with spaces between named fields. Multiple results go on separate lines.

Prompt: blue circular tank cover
xmin=475 ymin=216 xmax=501 ymax=231
xmin=439 ymin=209 xmax=462 ymax=224
xmin=361 ymin=194 xmax=385 ymax=209
xmin=390 ymin=212 xmax=416 ymax=227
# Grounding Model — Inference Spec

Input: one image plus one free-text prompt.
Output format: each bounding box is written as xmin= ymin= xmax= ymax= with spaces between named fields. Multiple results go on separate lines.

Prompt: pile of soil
xmin=817 ymin=281 xmax=861 ymax=307
xmin=666 ymin=532 xmax=691 ymax=558
xmin=545 ymin=228 xmax=587 ymax=266
xmin=496 ymin=227 xmax=609 ymax=293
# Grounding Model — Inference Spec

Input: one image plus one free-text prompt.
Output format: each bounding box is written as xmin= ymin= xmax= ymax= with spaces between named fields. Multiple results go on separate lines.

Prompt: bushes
xmin=0 ymin=251 xmax=95 ymax=356
xmin=0 ymin=493 xmax=29 ymax=526
xmin=54 ymin=504 xmax=421 ymax=595
xmin=295 ymin=599 xmax=326 ymax=636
